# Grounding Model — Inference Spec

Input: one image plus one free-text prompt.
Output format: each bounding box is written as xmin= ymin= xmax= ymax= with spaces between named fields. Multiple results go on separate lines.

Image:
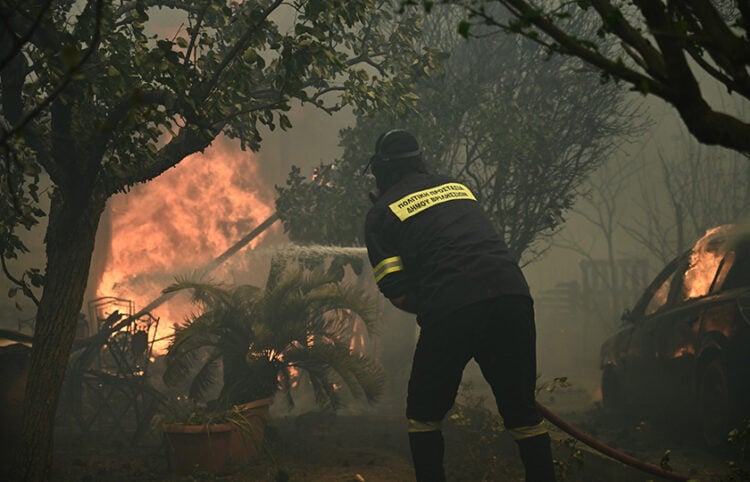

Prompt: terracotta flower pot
xmin=227 ymin=397 xmax=273 ymax=465
xmin=162 ymin=421 xmax=233 ymax=475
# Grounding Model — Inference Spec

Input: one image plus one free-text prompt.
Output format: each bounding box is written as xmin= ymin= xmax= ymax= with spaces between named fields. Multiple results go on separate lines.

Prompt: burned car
xmin=600 ymin=224 xmax=750 ymax=446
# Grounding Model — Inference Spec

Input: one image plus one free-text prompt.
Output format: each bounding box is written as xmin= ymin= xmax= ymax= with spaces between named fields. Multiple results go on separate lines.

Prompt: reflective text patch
xmin=389 ymin=182 xmax=476 ymax=221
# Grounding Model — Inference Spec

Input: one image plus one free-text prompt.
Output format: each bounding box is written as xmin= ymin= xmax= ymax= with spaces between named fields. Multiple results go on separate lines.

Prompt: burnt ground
xmin=49 ymin=383 xmax=750 ymax=482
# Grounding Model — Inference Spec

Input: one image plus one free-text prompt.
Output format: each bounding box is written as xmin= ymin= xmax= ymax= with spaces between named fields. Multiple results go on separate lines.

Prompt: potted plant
xmin=159 ymin=399 xmax=235 ymax=475
xmin=160 ymin=256 xmax=385 ymax=472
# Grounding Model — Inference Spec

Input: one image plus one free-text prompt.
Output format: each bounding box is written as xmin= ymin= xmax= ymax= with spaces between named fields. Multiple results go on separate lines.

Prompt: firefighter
xmin=363 ymin=129 xmax=556 ymax=482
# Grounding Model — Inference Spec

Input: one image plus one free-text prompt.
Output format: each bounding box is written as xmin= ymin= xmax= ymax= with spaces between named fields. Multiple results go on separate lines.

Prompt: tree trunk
xmin=11 ymin=190 xmax=105 ymax=481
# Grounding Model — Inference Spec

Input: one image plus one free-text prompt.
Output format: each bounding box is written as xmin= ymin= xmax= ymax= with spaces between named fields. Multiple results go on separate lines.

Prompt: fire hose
xmin=537 ymin=402 xmax=696 ymax=481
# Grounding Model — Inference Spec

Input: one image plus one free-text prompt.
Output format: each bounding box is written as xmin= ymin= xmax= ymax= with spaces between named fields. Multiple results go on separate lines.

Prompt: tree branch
xmin=0 ymin=0 xmax=55 ymax=71
xmin=106 ymin=124 xmax=217 ymax=195
xmin=184 ymin=1 xmax=210 ymax=67
xmin=488 ymin=1 xmax=671 ymax=97
xmin=194 ymin=0 xmax=284 ymax=102
xmin=0 ymin=0 xmax=105 ymax=148
xmin=0 ymin=257 xmax=40 ymax=307
xmin=470 ymin=0 xmax=750 ymax=154
xmin=589 ymin=0 xmax=667 ymax=80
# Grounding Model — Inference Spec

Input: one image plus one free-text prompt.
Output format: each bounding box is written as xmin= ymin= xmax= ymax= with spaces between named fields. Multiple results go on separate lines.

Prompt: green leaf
xmin=59 ymin=45 xmax=81 ymax=69
xmin=458 ymin=21 xmax=471 ymax=38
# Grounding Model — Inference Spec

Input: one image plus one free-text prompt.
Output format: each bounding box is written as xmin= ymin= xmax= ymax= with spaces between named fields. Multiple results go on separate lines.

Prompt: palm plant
xmin=161 ymin=260 xmax=385 ymax=411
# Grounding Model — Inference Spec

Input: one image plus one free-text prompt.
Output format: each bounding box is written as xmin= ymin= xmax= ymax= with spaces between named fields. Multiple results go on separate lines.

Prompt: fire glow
xmin=93 ymin=137 xmax=276 ymax=352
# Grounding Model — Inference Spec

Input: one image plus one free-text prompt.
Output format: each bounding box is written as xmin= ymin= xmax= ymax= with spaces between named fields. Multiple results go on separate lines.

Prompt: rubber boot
xmin=516 ymin=433 xmax=556 ymax=482
xmin=408 ymin=430 xmax=446 ymax=482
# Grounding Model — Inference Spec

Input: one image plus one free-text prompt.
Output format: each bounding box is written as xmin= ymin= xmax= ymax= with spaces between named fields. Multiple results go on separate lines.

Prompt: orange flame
xmin=683 ymin=225 xmax=733 ymax=300
xmin=93 ymin=137 xmax=277 ymax=353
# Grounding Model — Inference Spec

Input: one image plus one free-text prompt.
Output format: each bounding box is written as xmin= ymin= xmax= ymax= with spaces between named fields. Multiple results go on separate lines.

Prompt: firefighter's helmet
xmin=363 ymin=129 xmax=421 ymax=174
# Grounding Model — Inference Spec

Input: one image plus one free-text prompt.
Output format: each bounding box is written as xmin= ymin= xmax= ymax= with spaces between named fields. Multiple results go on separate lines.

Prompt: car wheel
xmin=601 ymin=366 xmax=622 ymax=412
xmin=698 ymin=359 xmax=735 ymax=448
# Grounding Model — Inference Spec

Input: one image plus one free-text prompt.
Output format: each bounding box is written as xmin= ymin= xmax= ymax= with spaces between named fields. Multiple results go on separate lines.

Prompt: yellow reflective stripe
xmin=507 ymin=421 xmax=548 ymax=440
xmin=389 ymin=182 xmax=477 ymax=221
xmin=373 ymin=256 xmax=404 ymax=283
xmin=408 ymin=419 xmax=442 ymax=433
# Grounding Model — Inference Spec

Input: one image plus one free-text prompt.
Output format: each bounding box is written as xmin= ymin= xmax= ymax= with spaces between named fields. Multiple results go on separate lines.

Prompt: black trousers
xmin=406 ymin=295 xmax=542 ymax=432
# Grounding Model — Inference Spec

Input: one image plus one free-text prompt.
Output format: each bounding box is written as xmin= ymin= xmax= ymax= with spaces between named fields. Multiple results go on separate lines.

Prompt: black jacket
xmin=364 ymin=172 xmax=530 ymax=325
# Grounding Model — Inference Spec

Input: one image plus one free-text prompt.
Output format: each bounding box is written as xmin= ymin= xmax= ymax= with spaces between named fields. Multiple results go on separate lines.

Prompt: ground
xmin=49 ymin=384 xmax=749 ymax=482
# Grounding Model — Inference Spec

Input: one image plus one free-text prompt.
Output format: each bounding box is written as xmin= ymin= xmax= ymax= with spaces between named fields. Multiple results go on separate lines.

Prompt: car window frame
xmin=631 ymin=252 xmax=689 ymax=320
xmin=710 ymin=235 xmax=750 ymax=293
xmin=708 ymin=250 xmax=735 ymax=294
